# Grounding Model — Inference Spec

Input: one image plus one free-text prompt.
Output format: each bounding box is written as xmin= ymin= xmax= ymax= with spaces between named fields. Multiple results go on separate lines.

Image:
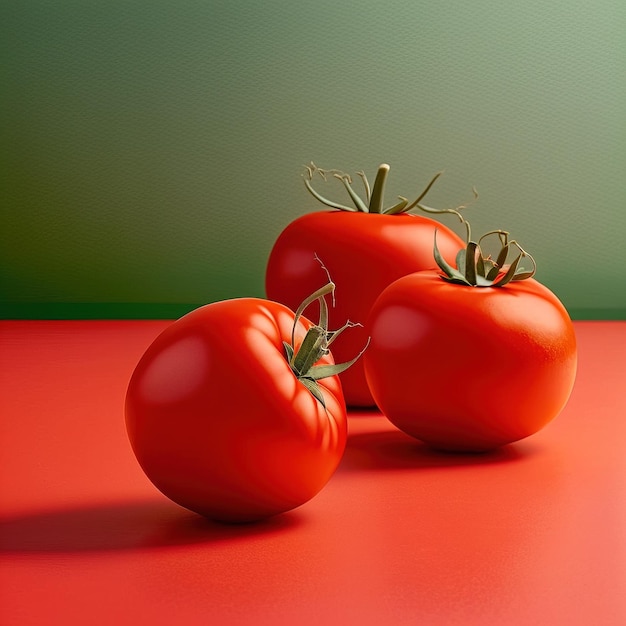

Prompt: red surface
xmin=1 ymin=320 xmax=625 ymax=625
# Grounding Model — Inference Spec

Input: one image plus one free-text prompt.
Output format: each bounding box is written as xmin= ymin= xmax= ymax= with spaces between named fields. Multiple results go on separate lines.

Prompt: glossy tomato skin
xmin=125 ymin=298 xmax=347 ymax=523
xmin=364 ymin=271 xmax=577 ymax=451
xmin=265 ymin=211 xmax=464 ymax=407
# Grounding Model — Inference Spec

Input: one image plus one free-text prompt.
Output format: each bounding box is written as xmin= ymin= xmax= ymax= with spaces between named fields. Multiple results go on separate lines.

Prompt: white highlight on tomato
xmin=371 ymin=305 xmax=430 ymax=350
xmin=139 ymin=336 xmax=209 ymax=404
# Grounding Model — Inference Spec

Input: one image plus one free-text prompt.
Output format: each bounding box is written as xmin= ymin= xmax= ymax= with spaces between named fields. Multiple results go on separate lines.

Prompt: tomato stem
xmin=303 ymin=162 xmax=442 ymax=215
xmin=284 ymin=270 xmax=369 ymax=407
xmin=426 ymin=191 xmax=537 ymax=288
xmin=290 ymin=282 xmax=335 ymax=350
xmin=368 ymin=164 xmax=390 ymax=214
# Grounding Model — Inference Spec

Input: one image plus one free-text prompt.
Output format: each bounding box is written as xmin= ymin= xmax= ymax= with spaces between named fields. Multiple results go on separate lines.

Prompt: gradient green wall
xmin=2 ymin=1 xmax=625 ymax=319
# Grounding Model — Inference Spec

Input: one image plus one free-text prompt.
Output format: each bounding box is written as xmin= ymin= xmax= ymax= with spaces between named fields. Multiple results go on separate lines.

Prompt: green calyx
xmin=421 ymin=193 xmax=537 ymax=288
xmin=284 ymin=275 xmax=369 ymax=408
xmin=303 ymin=162 xmax=442 ymax=215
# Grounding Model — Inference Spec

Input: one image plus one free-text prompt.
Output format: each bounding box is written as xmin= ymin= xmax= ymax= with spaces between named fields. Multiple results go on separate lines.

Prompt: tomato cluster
xmin=126 ymin=162 xmax=577 ymax=523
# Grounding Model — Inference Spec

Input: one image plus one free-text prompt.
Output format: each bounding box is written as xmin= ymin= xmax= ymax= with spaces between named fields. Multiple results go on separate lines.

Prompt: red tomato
xmin=266 ymin=164 xmax=464 ymax=407
xmin=364 ymin=272 xmax=578 ymax=452
xmin=125 ymin=296 xmax=348 ymax=523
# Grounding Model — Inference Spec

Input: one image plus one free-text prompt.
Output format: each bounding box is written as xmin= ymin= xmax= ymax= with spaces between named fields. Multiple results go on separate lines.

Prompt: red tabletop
xmin=1 ymin=320 xmax=625 ymax=625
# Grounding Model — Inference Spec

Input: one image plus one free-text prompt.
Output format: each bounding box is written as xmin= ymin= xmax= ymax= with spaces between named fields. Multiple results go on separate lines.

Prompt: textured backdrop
xmin=2 ymin=0 xmax=625 ymax=319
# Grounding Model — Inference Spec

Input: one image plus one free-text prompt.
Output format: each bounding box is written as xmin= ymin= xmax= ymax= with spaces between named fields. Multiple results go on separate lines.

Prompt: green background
xmin=2 ymin=0 xmax=625 ymax=319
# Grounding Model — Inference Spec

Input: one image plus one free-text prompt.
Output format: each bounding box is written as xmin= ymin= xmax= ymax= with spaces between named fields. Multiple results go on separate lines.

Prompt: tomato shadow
xmin=0 ymin=499 xmax=303 ymax=554
xmin=340 ymin=427 xmax=535 ymax=472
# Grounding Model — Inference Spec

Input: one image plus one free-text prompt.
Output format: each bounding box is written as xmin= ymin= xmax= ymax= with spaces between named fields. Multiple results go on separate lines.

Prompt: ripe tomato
xmin=125 ymin=285 xmax=357 ymax=523
xmin=364 ymin=221 xmax=578 ymax=452
xmin=266 ymin=163 xmax=464 ymax=407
